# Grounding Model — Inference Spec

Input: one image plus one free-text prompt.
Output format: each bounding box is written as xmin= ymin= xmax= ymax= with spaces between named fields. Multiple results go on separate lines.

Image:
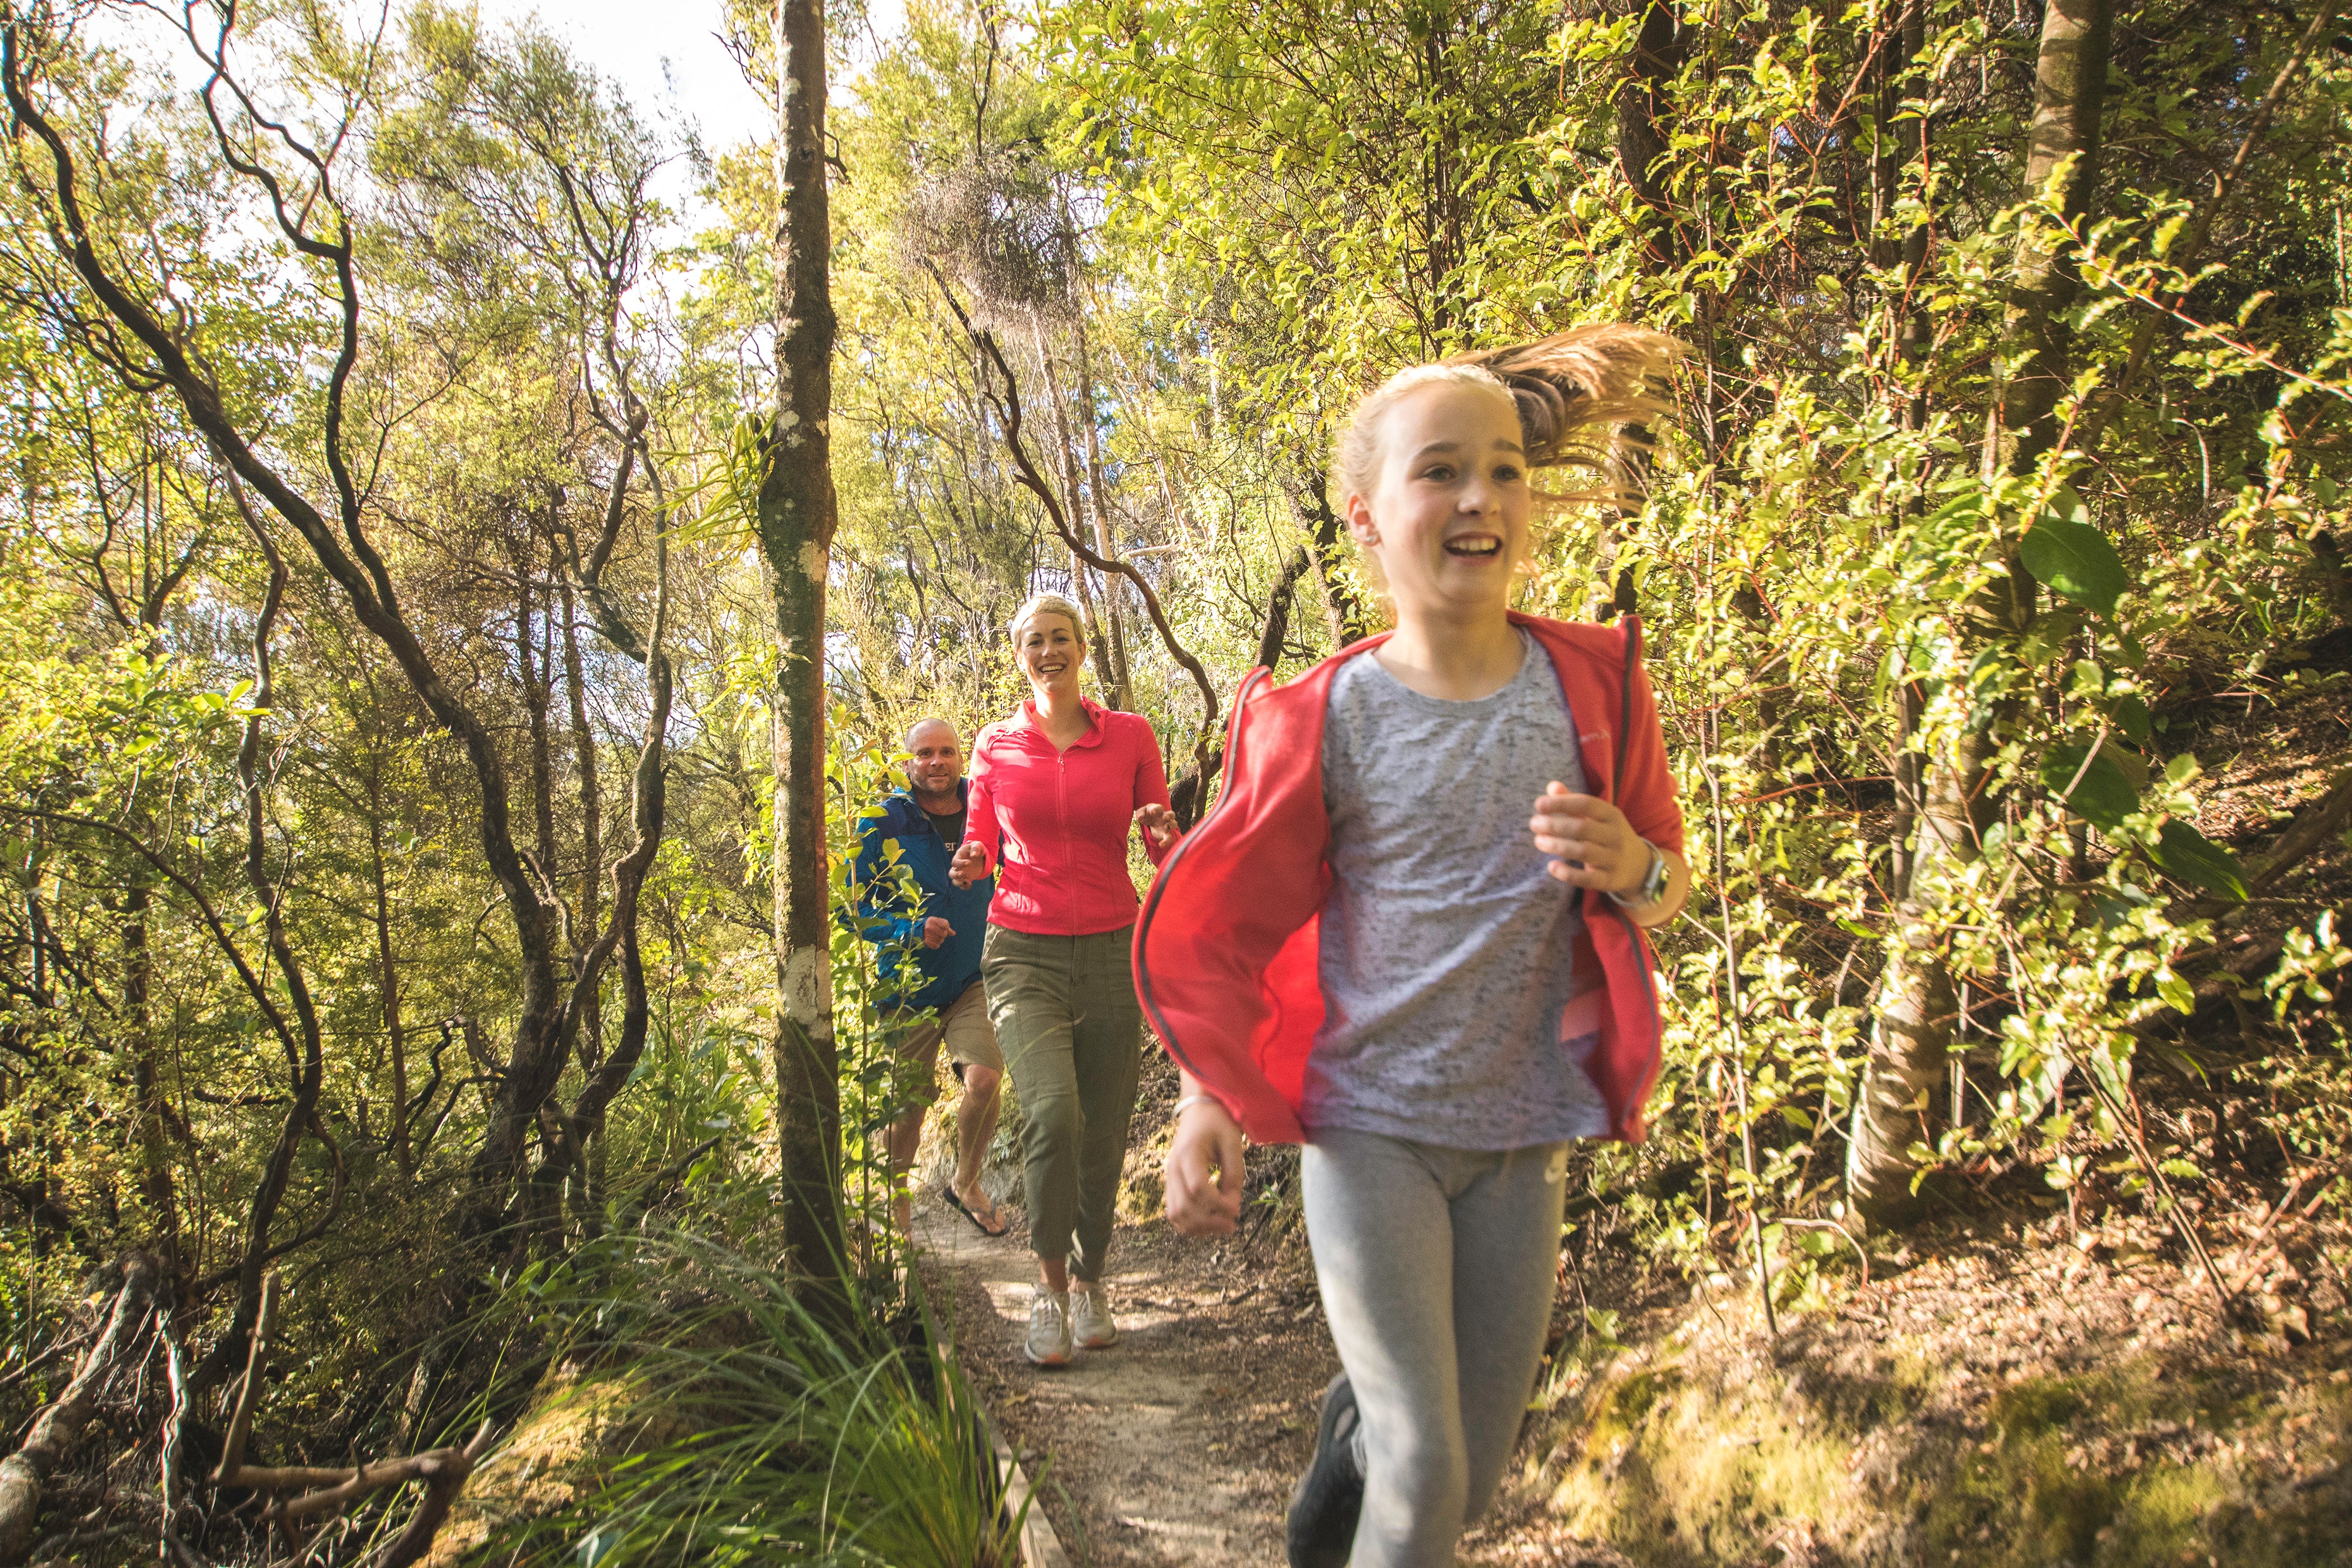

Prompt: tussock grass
xmin=445 ymin=1229 xmax=1026 ymax=1568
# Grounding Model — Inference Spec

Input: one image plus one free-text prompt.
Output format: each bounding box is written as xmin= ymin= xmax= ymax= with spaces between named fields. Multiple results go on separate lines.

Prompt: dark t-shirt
xmin=924 ymin=807 xmax=966 ymax=848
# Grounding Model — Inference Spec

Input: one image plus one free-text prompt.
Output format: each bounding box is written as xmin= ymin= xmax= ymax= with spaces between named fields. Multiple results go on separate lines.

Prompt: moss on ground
xmin=1523 ymin=1331 xmax=2352 ymax=1567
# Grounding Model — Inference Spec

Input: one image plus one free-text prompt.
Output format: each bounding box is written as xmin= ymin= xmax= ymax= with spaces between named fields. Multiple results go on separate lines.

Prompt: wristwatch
xmin=1608 ymin=839 xmax=1669 ymax=908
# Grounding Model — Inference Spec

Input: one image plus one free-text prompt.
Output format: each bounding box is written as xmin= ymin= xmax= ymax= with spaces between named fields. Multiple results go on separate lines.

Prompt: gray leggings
xmin=1301 ymin=1128 xmax=1568 ymax=1568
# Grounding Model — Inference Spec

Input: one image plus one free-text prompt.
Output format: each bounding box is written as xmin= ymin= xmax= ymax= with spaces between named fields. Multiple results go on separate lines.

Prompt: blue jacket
xmin=851 ymin=781 xmax=994 ymax=1013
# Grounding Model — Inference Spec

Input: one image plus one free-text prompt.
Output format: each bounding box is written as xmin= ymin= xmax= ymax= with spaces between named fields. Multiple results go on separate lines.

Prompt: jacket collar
xmin=887 ymin=777 xmax=970 ymax=830
xmin=1016 ymin=694 xmax=1110 ymax=750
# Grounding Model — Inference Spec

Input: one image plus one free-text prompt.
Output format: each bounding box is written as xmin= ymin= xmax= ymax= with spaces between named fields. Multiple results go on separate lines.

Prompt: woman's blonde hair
xmin=1008 ymin=591 xmax=1088 ymax=650
xmin=1329 ymin=325 xmax=1680 ymax=512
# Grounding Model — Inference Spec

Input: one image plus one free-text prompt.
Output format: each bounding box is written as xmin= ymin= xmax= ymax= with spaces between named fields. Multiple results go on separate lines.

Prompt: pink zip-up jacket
xmin=1132 ymin=613 xmax=1685 ymax=1145
xmin=964 ymin=697 xmax=1181 ymax=937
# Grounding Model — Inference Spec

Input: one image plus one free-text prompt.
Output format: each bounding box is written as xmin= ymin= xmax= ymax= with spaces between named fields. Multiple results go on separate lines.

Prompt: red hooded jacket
xmin=1131 ymin=611 xmax=1684 ymax=1146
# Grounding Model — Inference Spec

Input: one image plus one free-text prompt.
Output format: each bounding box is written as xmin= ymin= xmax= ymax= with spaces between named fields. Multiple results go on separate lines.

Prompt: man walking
xmin=854 ymin=717 xmax=1009 ymax=1238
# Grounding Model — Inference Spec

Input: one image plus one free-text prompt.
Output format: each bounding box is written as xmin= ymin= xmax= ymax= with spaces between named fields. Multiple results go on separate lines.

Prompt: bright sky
xmin=471 ymin=0 xmax=773 ymax=161
xmin=470 ymin=0 xmax=910 ymax=159
xmin=467 ymin=0 xmax=911 ymax=232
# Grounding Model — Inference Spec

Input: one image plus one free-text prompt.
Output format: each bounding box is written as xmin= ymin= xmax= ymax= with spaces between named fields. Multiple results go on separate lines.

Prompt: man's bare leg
xmin=887 ymin=1100 xmax=928 ymax=1236
xmin=950 ymin=1063 xmax=1004 ymax=1226
xmin=888 ymin=1029 xmax=943 ymax=1238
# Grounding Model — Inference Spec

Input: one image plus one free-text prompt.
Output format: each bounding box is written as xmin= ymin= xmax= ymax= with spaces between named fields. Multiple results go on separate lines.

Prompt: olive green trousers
xmin=980 ymin=923 xmax=1143 ymax=1280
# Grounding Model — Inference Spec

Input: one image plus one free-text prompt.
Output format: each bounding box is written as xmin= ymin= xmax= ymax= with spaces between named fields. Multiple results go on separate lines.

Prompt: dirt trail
xmin=913 ymin=1200 xmax=1338 ymax=1566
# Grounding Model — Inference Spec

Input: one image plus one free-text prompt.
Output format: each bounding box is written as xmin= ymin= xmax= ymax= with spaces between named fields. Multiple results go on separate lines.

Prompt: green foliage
xmin=2020 ymin=492 xmax=2127 ymax=618
xmin=1018 ymin=0 xmax=2352 ymax=1312
xmin=6 ymin=0 xmax=2352 ymax=1557
xmin=455 ymin=1230 xmax=1027 ymax=1567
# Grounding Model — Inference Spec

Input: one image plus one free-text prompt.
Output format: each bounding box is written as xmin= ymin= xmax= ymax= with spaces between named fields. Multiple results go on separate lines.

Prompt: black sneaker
xmin=1286 ymin=1371 xmax=1364 ymax=1568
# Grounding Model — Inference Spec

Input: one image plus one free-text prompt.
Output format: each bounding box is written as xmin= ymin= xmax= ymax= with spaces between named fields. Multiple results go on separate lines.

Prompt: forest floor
xmin=913 ymin=1202 xmax=1332 ymax=1565
xmin=917 ymin=1129 xmax=2352 ymax=1568
xmin=911 ymin=1042 xmax=1353 ymax=1566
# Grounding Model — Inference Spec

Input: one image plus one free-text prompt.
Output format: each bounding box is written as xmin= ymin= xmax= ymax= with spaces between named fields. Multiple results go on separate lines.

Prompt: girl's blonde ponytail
xmin=1331 ymin=325 xmax=1681 ymax=510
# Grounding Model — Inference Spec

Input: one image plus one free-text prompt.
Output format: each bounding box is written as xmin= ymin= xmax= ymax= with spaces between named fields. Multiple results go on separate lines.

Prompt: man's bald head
xmin=904 ymin=717 xmax=965 ymax=805
xmin=905 ymin=716 xmax=960 ymax=751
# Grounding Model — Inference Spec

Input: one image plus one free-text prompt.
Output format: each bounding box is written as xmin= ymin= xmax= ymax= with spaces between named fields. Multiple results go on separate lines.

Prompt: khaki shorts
xmin=894 ymin=978 xmax=1004 ymax=1084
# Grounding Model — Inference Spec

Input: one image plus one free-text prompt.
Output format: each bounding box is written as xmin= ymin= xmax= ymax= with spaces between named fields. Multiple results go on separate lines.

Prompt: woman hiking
xmin=950 ymin=593 xmax=1182 ymax=1366
xmin=1133 ymin=326 xmax=1689 ymax=1567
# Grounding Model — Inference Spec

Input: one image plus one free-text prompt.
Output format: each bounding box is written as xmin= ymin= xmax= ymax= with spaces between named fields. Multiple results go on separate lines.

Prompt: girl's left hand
xmin=1134 ymin=802 xmax=1180 ymax=851
xmin=1529 ymin=781 xmax=1645 ymax=894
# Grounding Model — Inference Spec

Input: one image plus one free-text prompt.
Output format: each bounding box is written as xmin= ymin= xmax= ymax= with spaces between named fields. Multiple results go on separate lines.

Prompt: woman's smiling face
xmin=1348 ymin=380 xmax=1531 ymax=620
xmin=1014 ymin=611 xmax=1084 ymax=697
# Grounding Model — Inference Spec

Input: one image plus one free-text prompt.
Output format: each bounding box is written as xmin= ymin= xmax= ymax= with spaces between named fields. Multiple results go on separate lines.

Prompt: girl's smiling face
xmin=1346 ymin=380 xmax=1531 ymax=621
xmin=1014 ymin=611 xmax=1084 ymax=698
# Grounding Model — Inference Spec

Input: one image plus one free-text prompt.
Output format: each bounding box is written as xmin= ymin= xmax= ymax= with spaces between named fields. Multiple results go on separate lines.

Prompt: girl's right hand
xmin=948 ymin=841 xmax=987 ymax=888
xmin=1165 ymin=1096 xmax=1247 ymax=1236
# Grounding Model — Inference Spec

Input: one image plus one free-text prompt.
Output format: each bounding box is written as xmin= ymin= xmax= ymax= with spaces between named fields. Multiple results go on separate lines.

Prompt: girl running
xmin=1132 ymin=327 xmax=1688 ymax=1567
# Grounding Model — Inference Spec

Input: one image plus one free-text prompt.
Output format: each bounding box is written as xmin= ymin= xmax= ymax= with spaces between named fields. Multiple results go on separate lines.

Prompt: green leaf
xmin=1927 ymin=492 xmax=1984 ymax=529
xmin=2022 ymin=512 xmax=2128 ymax=616
xmin=2039 ymin=743 xmax=2139 ymax=830
xmin=2109 ymin=691 xmax=2151 ymax=745
xmin=2153 ymin=820 xmax=2249 ymax=900
xmin=2156 ymin=970 xmax=2195 ymax=1015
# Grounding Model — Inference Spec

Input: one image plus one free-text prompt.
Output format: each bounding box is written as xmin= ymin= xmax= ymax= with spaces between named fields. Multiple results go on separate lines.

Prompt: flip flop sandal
xmin=941 ymin=1185 xmax=1009 ymax=1238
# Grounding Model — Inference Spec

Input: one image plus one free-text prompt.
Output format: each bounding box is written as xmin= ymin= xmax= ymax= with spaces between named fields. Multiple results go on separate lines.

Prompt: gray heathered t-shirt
xmin=1303 ymin=631 xmax=1610 ymax=1148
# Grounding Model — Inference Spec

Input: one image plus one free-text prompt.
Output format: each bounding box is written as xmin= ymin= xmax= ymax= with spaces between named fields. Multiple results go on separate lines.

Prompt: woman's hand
xmin=1529 ymin=781 xmax=1647 ymax=894
xmin=1164 ymin=1097 xmax=1245 ymax=1236
xmin=948 ymin=840 xmax=988 ymax=889
xmin=1133 ymin=802 xmax=1180 ymax=852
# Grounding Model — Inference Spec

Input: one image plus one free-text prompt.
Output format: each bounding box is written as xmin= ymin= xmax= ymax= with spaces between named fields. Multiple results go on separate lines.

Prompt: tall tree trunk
xmin=1990 ymin=0 xmax=2115 ymax=480
xmin=1294 ymin=470 xmax=1375 ymax=644
xmin=366 ymin=767 xmax=415 ymax=1182
xmin=1420 ymin=4 xmax=1464 ymax=345
xmin=121 ymin=878 xmax=177 ymax=1272
xmin=756 ymin=0 xmax=846 ymax=1290
xmin=1877 ymin=0 xmax=1932 ymax=372
xmin=1852 ymin=0 xmax=2114 ymax=1218
xmin=514 ymin=566 xmax=569 ymax=1238
xmin=560 ymin=578 xmax=603 ymax=1070
xmin=1038 ymin=322 xmax=1131 ymax=708
xmin=1876 ymin=0 xmax=1933 ymax=948
xmin=1072 ymin=310 xmax=1134 ymax=701
xmin=1618 ymin=0 xmax=1687 ymax=269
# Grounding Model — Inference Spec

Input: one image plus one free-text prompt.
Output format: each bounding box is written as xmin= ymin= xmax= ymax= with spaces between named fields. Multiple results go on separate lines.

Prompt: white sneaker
xmin=1025 ymin=1288 xmax=1073 ymax=1366
xmin=1070 ymin=1282 xmax=1118 ymax=1349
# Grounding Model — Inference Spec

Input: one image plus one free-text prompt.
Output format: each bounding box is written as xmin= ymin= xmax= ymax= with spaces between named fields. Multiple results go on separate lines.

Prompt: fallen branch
xmin=159 ymin=1313 xmax=197 ymax=1566
xmin=24 ymin=1522 xmax=137 ymax=1567
xmin=0 ymin=1252 xmax=162 ymax=1566
xmin=213 ymin=1273 xmax=493 ymax=1568
xmin=0 ymin=1332 xmax=93 ymax=1398
xmin=269 ymin=1433 xmax=489 ymax=1526
xmin=2246 ymin=767 xmax=2352 ymax=897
